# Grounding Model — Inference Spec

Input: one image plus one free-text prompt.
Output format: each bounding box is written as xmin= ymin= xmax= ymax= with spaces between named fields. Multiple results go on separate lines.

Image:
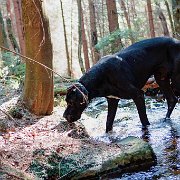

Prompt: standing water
xmin=81 ymin=97 xmax=180 ymax=179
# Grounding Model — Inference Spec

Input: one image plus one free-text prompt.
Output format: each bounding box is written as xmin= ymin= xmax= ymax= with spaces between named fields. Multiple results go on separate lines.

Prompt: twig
xmin=0 ymin=46 xmax=68 ymax=81
xmin=0 ymin=108 xmax=15 ymax=121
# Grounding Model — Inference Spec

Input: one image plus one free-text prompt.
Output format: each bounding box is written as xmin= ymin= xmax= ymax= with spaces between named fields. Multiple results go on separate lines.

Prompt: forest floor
xmin=0 ymin=81 xmax=91 ymax=179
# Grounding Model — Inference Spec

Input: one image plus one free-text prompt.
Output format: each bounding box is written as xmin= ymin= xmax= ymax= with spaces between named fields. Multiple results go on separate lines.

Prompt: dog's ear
xmin=66 ymin=83 xmax=88 ymax=103
xmin=66 ymin=86 xmax=78 ymax=101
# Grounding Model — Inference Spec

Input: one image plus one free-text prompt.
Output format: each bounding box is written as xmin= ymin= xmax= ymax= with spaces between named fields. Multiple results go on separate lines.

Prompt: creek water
xmin=81 ymin=97 xmax=180 ymax=179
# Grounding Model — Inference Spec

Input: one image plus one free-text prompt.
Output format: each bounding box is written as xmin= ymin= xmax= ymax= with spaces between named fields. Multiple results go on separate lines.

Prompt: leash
xmin=0 ymin=46 xmax=89 ymax=104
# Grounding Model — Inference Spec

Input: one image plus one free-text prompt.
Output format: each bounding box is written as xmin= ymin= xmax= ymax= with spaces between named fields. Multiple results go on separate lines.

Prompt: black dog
xmin=63 ymin=37 xmax=180 ymax=133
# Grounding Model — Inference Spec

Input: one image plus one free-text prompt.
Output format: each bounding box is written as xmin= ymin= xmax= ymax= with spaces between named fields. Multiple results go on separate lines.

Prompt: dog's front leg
xmin=133 ymin=91 xmax=150 ymax=128
xmin=106 ymin=98 xmax=119 ymax=133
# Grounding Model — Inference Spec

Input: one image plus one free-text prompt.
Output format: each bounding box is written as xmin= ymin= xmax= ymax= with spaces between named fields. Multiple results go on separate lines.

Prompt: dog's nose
xmin=63 ymin=113 xmax=72 ymax=122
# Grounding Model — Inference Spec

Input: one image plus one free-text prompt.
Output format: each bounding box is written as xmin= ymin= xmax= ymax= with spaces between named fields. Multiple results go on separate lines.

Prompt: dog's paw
xmin=142 ymin=125 xmax=150 ymax=130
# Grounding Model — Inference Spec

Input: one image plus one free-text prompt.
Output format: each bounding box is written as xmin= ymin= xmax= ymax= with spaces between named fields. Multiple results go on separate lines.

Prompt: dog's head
xmin=63 ymin=83 xmax=89 ymax=123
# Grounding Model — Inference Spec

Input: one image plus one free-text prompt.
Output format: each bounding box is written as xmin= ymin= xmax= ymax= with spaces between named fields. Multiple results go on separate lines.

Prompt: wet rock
xmin=59 ymin=136 xmax=156 ymax=179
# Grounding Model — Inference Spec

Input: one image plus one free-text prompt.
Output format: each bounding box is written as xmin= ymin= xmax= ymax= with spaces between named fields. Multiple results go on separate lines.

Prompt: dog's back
xmin=117 ymin=37 xmax=180 ymax=90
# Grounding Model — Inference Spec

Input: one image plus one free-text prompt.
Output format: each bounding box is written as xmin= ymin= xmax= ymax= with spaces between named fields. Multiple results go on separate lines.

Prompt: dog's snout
xmin=63 ymin=112 xmax=74 ymax=122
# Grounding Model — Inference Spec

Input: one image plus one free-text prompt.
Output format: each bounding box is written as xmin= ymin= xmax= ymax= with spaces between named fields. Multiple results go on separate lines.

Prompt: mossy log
xmin=54 ymin=87 xmax=67 ymax=96
xmin=28 ymin=136 xmax=156 ymax=179
xmin=70 ymin=137 xmax=156 ymax=179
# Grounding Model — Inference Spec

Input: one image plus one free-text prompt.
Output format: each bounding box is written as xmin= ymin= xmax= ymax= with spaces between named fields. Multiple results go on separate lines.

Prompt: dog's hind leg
xmin=171 ymin=74 xmax=180 ymax=96
xmin=106 ymin=98 xmax=119 ymax=133
xmin=155 ymin=75 xmax=178 ymax=119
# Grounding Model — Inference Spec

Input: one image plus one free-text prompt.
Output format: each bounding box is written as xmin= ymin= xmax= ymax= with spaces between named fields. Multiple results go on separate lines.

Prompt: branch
xmin=0 ymin=46 xmax=68 ymax=81
xmin=0 ymin=108 xmax=15 ymax=121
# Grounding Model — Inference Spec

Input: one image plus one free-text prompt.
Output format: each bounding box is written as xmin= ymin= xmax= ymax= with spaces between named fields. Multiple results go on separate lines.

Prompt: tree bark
xmin=81 ymin=4 xmax=90 ymax=71
xmin=0 ymin=10 xmax=9 ymax=48
xmin=156 ymin=3 xmax=170 ymax=36
xmin=164 ymin=0 xmax=175 ymax=36
xmin=89 ymin=0 xmax=99 ymax=64
xmin=146 ymin=0 xmax=156 ymax=37
xmin=172 ymin=0 xmax=180 ymax=39
xmin=6 ymin=17 xmax=20 ymax=53
xmin=77 ymin=0 xmax=85 ymax=74
xmin=22 ymin=0 xmax=54 ymax=115
xmin=106 ymin=0 xmax=119 ymax=32
xmin=13 ymin=0 xmax=25 ymax=55
xmin=106 ymin=0 xmax=123 ymax=51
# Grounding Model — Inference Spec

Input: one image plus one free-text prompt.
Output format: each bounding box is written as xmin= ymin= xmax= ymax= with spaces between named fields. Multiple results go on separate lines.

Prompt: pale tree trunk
xmin=77 ymin=0 xmax=85 ymax=74
xmin=60 ymin=0 xmax=71 ymax=77
xmin=13 ymin=0 xmax=25 ymax=55
xmin=106 ymin=0 xmax=123 ymax=51
xmin=172 ymin=0 xmax=180 ymax=39
xmin=130 ymin=0 xmax=137 ymax=18
xmin=81 ymin=5 xmax=90 ymax=71
xmin=164 ymin=0 xmax=175 ymax=35
xmin=22 ymin=0 xmax=54 ymax=115
xmin=119 ymin=0 xmax=135 ymax=43
xmin=89 ymin=0 xmax=99 ymax=64
xmin=156 ymin=3 xmax=170 ymax=36
xmin=147 ymin=0 xmax=156 ymax=37
xmin=70 ymin=0 xmax=73 ymax=75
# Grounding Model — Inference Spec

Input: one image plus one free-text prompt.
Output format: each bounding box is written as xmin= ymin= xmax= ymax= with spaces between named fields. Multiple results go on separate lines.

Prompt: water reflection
xmin=163 ymin=120 xmax=180 ymax=176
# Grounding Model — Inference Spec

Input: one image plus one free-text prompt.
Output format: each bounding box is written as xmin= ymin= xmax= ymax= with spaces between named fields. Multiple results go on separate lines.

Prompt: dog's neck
xmin=76 ymin=82 xmax=89 ymax=104
xmin=78 ymin=81 xmax=103 ymax=101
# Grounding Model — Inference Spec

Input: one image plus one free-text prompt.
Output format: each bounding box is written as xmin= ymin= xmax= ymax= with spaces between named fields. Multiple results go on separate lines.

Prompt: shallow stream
xmin=81 ymin=97 xmax=180 ymax=179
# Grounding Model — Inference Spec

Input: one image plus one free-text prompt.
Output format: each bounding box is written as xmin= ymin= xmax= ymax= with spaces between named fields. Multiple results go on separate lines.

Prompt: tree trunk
xmin=81 ymin=4 xmax=90 ymax=71
xmin=89 ymin=0 xmax=99 ymax=64
xmin=106 ymin=0 xmax=119 ymax=32
xmin=22 ymin=0 xmax=54 ymax=115
xmin=0 ymin=10 xmax=9 ymax=48
xmin=130 ymin=0 xmax=137 ymax=18
xmin=146 ymin=0 xmax=156 ymax=37
xmin=172 ymin=0 xmax=180 ymax=39
xmin=77 ymin=0 xmax=85 ymax=74
xmin=13 ymin=0 xmax=25 ymax=55
xmin=60 ymin=0 xmax=71 ymax=77
xmin=119 ymin=0 xmax=135 ymax=43
xmin=156 ymin=3 xmax=170 ymax=36
xmin=0 ymin=14 xmax=3 ymax=64
xmin=106 ymin=0 xmax=123 ymax=51
xmin=6 ymin=17 xmax=20 ymax=53
xmin=164 ymin=0 xmax=175 ymax=36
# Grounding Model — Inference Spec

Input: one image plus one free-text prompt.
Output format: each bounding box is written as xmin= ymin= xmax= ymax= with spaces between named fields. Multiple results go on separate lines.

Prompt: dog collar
xmin=73 ymin=82 xmax=89 ymax=105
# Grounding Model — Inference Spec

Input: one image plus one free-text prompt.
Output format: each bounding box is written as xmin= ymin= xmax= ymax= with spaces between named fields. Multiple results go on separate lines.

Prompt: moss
xmin=29 ymin=137 xmax=156 ymax=179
